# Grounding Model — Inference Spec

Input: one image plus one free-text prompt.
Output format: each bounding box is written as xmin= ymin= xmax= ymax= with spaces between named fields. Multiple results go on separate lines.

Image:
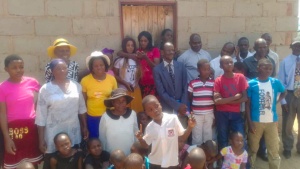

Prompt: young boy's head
xmin=110 ymin=149 xmax=126 ymax=169
xmin=233 ymin=62 xmax=246 ymax=75
xmin=202 ymin=140 xmax=218 ymax=160
xmin=257 ymin=58 xmax=273 ymax=79
xmin=131 ymin=142 xmax=148 ymax=157
xmin=188 ymin=147 xmax=206 ymax=169
xmin=124 ymin=153 xmax=145 ymax=169
xmin=54 ymin=132 xmax=72 ymax=157
xmin=16 ymin=161 xmax=35 ymax=169
xmin=4 ymin=54 xmax=24 ymax=81
xmin=220 ymin=55 xmax=234 ymax=73
xmin=142 ymin=95 xmax=163 ymax=122
xmin=229 ymin=132 xmax=244 ymax=151
xmin=197 ymin=59 xmax=211 ymax=80
xmin=87 ymin=138 xmax=103 ymax=157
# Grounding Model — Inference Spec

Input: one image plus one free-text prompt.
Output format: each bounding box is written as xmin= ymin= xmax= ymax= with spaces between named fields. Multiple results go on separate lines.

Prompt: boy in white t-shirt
xmin=136 ymin=95 xmax=196 ymax=169
xmin=247 ymin=59 xmax=286 ymax=169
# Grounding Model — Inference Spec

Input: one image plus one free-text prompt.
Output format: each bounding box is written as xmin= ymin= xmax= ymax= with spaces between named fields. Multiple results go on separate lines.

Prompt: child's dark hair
xmin=229 ymin=131 xmax=243 ymax=140
xmin=87 ymin=138 xmax=101 ymax=149
xmin=237 ymin=37 xmax=249 ymax=45
xmin=4 ymin=54 xmax=23 ymax=67
xmin=88 ymin=56 xmax=109 ymax=73
xmin=161 ymin=29 xmax=172 ymax=37
xmin=137 ymin=112 xmax=151 ymax=122
xmin=110 ymin=149 xmax=126 ymax=164
xmin=138 ymin=31 xmax=153 ymax=50
xmin=234 ymin=62 xmax=245 ymax=72
xmin=197 ymin=59 xmax=209 ymax=69
xmin=124 ymin=153 xmax=144 ymax=169
xmin=132 ymin=141 xmax=148 ymax=156
xmin=122 ymin=37 xmax=137 ymax=53
xmin=53 ymin=132 xmax=69 ymax=145
xmin=258 ymin=58 xmax=273 ymax=67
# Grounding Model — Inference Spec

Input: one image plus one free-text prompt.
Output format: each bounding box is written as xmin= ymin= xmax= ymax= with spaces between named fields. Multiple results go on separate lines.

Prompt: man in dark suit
xmin=153 ymin=42 xmax=188 ymax=115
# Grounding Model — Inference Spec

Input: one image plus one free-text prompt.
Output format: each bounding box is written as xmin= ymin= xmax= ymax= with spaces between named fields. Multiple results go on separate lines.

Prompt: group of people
xmin=0 ymin=29 xmax=299 ymax=169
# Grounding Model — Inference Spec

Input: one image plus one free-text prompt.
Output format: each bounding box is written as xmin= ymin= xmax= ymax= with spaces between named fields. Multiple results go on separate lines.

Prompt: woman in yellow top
xmin=81 ymin=51 xmax=117 ymax=138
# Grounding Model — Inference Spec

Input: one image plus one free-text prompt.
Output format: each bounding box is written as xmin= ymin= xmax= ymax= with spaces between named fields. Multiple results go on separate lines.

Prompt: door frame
xmin=119 ymin=0 xmax=177 ymax=48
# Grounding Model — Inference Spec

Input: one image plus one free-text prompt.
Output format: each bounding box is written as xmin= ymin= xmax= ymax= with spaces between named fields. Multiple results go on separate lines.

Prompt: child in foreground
xmin=124 ymin=153 xmax=145 ymax=169
xmin=108 ymin=150 xmax=126 ymax=169
xmin=50 ymin=132 xmax=83 ymax=169
xmin=130 ymin=142 xmax=149 ymax=169
xmin=84 ymin=138 xmax=110 ymax=169
xmin=185 ymin=147 xmax=206 ymax=169
xmin=220 ymin=132 xmax=247 ymax=169
xmin=185 ymin=140 xmax=218 ymax=169
xmin=135 ymin=95 xmax=196 ymax=169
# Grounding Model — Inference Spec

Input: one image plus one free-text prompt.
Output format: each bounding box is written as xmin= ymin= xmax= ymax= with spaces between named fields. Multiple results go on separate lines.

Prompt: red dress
xmin=138 ymin=47 xmax=160 ymax=98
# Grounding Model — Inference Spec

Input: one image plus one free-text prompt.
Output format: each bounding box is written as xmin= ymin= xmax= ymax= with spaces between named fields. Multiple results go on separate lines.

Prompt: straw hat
xmin=85 ymin=51 xmax=111 ymax=70
xmin=47 ymin=38 xmax=77 ymax=58
xmin=104 ymin=88 xmax=134 ymax=108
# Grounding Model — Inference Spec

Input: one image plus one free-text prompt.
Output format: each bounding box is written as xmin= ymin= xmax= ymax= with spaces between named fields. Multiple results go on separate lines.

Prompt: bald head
xmin=254 ymin=38 xmax=267 ymax=48
xmin=162 ymin=42 xmax=174 ymax=50
xmin=203 ymin=140 xmax=218 ymax=157
xmin=188 ymin=147 xmax=206 ymax=169
xmin=16 ymin=162 xmax=35 ymax=169
xmin=162 ymin=42 xmax=175 ymax=62
xmin=110 ymin=149 xmax=126 ymax=163
xmin=220 ymin=55 xmax=232 ymax=65
xmin=124 ymin=153 xmax=144 ymax=169
xmin=254 ymin=38 xmax=268 ymax=57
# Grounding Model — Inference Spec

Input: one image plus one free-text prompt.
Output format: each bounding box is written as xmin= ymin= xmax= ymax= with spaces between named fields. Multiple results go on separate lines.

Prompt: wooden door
xmin=120 ymin=2 xmax=177 ymax=48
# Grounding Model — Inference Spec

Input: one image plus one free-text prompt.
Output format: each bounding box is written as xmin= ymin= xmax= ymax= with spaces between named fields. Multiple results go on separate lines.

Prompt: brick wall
xmin=0 ymin=0 xmax=298 ymax=82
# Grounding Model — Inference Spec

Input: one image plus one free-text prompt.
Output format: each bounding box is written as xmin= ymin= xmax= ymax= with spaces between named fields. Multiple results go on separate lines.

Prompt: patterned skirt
xmin=4 ymin=119 xmax=43 ymax=169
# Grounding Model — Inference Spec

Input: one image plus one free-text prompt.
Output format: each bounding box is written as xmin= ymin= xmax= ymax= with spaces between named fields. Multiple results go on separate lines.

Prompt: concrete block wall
xmin=0 ymin=0 xmax=298 ymax=82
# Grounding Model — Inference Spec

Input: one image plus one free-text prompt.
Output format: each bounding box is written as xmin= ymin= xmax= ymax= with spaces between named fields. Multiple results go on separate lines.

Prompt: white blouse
xmin=99 ymin=109 xmax=138 ymax=155
xmin=35 ymin=80 xmax=87 ymax=153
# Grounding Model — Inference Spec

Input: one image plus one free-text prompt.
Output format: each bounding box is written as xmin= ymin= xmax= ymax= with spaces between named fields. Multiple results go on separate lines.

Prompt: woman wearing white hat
xmin=45 ymin=38 xmax=79 ymax=82
xmin=81 ymin=51 xmax=118 ymax=138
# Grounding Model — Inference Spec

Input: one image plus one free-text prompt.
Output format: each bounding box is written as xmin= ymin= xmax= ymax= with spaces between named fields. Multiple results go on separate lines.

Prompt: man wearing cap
xmin=278 ymin=35 xmax=300 ymax=159
xmin=45 ymin=38 xmax=79 ymax=82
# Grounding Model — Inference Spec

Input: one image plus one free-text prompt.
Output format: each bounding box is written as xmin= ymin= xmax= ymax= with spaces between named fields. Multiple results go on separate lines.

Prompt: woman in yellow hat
xmin=45 ymin=38 xmax=79 ymax=82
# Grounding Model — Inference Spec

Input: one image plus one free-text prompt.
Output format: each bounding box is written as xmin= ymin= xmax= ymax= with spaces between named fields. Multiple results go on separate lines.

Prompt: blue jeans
xmin=87 ymin=115 xmax=101 ymax=138
xmin=215 ymin=111 xmax=245 ymax=150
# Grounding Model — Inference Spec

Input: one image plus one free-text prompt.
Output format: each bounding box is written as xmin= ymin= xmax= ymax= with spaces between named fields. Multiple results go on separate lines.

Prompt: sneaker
xmin=283 ymin=150 xmax=291 ymax=159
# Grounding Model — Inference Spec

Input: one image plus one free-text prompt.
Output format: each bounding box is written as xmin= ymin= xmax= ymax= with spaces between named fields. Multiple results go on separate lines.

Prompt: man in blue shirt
xmin=278 ymin=35 xmax=300 ymax=159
